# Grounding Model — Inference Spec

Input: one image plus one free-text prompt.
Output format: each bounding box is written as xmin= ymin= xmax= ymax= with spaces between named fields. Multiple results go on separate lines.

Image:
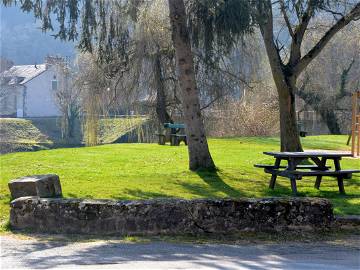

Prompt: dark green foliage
xmin=188 ymin=0 xmax=253 ymax=60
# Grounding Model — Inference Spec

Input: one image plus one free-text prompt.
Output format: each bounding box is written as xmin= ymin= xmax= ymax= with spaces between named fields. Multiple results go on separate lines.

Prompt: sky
xmin=0 ymin=5 xmax=75 ymax=65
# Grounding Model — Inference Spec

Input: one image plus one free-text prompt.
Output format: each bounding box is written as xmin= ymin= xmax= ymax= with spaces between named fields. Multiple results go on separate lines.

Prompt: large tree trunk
xmin=277 ymin=81 xmax=303 ymax=151
xmin=154 ymin=54 xmax=172 ymax=124
xmin=168 ymin=0 xmax=215 ymax=170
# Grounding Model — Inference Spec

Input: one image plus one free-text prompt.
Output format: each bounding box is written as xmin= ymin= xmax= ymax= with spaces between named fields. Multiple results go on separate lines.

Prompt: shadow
xmin=195 ymin=170 xmax=243 ymax=198
xmin=2 ymin=235 xmax=359 ymax=270
xmin=66 ymin=193 xmax=94 ymax=199
xmin=110 ymin=189 xmax=175 ymax=200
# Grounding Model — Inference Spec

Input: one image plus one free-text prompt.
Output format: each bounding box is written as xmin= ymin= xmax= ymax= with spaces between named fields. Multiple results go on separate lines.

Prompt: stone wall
xmin=10 ymin=197 xmax=333 ymax=235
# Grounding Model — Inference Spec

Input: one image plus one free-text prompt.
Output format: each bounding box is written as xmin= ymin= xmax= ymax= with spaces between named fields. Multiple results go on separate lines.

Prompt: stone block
xmin=8 ymin=174 xmax=62 ymax=199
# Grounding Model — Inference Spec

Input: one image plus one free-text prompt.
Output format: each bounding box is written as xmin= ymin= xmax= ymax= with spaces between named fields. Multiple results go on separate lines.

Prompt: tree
xmin=296 ymin=20 xmax=360 ymax=134
xmin=168 ymin=0 xmax=215 ymax=170
xmin=128 ymin=0 xmax=177 ymax=124
xmin=53 ymin=58 xmax=81 ymax=142
xmin=252 ymin=0 xmax=360 ymax=151
xmin=189 ymin=0 xmax=360 ymax=151
xmin=74 ymin=53 xmax=110 ymax=146
xmin=2 ymin=0 xmax=217 ymax=170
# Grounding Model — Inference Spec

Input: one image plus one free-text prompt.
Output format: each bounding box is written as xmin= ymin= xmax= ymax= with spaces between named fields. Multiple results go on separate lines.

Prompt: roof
xmin=0 ymin=64 xmax=47 ymax=85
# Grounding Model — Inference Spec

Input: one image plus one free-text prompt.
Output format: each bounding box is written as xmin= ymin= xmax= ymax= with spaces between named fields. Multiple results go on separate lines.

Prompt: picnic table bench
xmin=156 ymin=123 xmax=187 ymax=146
xmin=255 ymin=151 xmax=360 ymax=195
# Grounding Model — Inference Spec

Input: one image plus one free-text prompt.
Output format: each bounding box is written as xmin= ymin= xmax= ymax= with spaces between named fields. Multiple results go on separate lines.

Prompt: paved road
xmin=1 ymin=235 xmax=359 ymax=270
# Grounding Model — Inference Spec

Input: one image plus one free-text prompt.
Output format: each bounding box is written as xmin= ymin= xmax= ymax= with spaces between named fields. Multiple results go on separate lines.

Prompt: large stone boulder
xmin=8 ymin=174 xmax=62 ymax=199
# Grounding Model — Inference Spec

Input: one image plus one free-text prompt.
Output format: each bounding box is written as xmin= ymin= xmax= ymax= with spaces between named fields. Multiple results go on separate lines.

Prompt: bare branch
xmin=279 ymin=0 xmax=295 ymax=38
xmin=294 ymin=2 xmax=360 ymax=76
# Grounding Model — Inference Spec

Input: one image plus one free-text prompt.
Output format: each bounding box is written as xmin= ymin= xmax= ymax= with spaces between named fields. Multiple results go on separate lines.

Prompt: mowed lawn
xmin=0 ymin=135 xmax=359 ymax=231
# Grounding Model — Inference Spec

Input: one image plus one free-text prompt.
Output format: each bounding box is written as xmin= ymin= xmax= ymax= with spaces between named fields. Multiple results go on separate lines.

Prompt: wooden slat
xmin=264 ymin=168 xmax=360 ymax=178
xmin=254 ymin=164 xmax=331 ymax=170
xmin=264 ymin=151 xmax=352 ymax=158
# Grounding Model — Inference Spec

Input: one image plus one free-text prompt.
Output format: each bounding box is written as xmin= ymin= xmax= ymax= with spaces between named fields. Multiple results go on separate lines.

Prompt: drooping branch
xmin=294 ymin=2 xmax=360 ymax=75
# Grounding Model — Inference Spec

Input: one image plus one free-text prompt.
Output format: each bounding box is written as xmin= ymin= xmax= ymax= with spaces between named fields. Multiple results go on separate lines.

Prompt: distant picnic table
xmin=156 ymin=123 xmax=187 ymax=146
xmin=255 ymin=151 xmax=360 ymax=195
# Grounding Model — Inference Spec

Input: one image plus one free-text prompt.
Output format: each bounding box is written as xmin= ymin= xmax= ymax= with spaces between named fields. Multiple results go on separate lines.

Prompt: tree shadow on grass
xmin=110 ymin=189 xmax=175 ymax=200
xmin=192 ymin=170 xmax=243 ymax=198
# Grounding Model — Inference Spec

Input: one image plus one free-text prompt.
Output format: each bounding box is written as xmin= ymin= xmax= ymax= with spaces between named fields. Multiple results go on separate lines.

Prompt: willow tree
xmin=2 ymin=0 xmax=216 ymax=170
xmin=190 ymin=0 xmax=360 ymax=151
xmin=132 ymin=0 xmax=177 ymax=125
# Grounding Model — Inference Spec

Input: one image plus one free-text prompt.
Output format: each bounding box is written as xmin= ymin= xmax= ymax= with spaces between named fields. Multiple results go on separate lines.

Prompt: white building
xmin=0 ymin=60 xmax=61 ymax=118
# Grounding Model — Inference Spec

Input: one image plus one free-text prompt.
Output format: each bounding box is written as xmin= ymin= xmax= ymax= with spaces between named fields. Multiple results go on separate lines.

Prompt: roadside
xmin=1 ymin=232 xmax=359 ymax=270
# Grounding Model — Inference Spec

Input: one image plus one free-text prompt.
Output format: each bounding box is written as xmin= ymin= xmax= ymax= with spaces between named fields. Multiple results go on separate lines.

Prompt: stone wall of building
xmin=10 ymin=197 xmax=333 ymax=235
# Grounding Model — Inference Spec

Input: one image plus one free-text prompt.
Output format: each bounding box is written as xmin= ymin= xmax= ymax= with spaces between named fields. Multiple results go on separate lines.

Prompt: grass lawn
xmin=0 ymin=135 xmax=359 ymax=231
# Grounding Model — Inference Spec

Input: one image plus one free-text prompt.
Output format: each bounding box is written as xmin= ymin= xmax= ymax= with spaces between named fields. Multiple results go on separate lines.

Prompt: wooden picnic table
xmin=156 ymin=123 xmax=187 ymax=146
xmin=255 ymin=151 xmax=360 ymax=195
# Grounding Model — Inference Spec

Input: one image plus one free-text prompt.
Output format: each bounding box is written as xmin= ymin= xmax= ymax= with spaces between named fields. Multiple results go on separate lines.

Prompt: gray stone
xmin=8 ymin=174 xmax=62 ymax=199
xmin=10 ymin=197 xmax=334 ymax=235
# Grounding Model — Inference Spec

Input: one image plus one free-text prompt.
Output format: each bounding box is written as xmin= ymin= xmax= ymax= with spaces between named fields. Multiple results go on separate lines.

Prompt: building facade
xmin=0 ymin=58 xmax=62 ymax=118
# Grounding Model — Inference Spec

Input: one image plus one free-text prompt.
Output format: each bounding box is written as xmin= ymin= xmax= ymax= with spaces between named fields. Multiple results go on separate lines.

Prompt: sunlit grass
xmin=0 ymin=135 xmax=359 ymax=232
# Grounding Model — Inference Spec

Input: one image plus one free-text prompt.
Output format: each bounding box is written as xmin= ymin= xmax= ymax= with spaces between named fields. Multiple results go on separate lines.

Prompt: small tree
xmin=53 ymin=60 xmax=81 ymax=142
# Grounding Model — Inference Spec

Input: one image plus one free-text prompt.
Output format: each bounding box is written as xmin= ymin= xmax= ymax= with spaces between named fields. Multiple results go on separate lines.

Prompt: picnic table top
xmin=163 ymin=123 xmax=186 ymax=129
xmin=264 ymin=151 xmax=353 ymax=158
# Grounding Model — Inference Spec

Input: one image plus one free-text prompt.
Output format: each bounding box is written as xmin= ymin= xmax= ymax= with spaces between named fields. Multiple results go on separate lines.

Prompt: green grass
xmin=0 ymin=135 xmax=359 ymax=232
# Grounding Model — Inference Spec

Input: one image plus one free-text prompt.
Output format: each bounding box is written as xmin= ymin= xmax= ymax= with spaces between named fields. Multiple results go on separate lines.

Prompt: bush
xmin=205 ymin=97 xmax=279 ymax=137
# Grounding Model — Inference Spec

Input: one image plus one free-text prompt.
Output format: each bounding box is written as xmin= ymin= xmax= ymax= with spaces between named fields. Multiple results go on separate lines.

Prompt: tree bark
xmin=154 ymin=53 xmax=172 ymax=124
xmin=168 ymin=0 xmax=215 ymax=170
xmin=256 ymin=1 xmax=360 ymax=151
xmin=259 ymin=7 xmax=303 ymax=152
xmin=277 ymin=81 xmax=303 ymax=151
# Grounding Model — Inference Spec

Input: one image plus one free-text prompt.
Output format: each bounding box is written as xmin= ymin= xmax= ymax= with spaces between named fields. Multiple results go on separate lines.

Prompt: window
xmin=51 ymin=80 xmax=58 ymax=91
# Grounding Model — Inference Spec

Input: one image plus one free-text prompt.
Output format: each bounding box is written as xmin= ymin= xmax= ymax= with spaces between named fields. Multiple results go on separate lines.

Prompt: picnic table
xmin=255 ymin=151 xmax=360 ymax=195
xmin=156 ymin=123 xmax=187 ymax=146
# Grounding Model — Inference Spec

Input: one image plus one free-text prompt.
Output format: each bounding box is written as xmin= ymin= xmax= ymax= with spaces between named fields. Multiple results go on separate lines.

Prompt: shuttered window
xmin=51 ymin=80 xmax=58 ymax=91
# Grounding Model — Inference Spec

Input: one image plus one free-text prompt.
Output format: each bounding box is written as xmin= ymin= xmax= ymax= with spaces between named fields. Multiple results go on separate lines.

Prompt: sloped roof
xmin=1 ymin=64 xmax=47 ymax=85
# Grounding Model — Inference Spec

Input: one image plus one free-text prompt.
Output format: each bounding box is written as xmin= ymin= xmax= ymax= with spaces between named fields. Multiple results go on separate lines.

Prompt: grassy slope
xmin=0 ymin=117 xmax=147 ymax=153
xmin=0 ymin=135 xmax=359 ymax=231
xmin=98 ymin=117 xmax=147 ymax=144
xmin=0 ymin=118 xmax=52 ymax=144
xmin=0 ymin=118 xmax=53 ymax=154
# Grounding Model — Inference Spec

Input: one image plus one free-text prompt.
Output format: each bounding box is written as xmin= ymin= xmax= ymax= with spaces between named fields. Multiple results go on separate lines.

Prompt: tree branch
xmin=279 ymin=0 xmax=295 ymax=38
xmin=294 ymin=2 xmax=360 ymax=76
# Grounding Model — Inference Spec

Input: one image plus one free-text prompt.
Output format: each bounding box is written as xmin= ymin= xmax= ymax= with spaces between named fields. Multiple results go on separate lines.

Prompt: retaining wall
xmin=10 ymin=197 xmax=333 ymax=235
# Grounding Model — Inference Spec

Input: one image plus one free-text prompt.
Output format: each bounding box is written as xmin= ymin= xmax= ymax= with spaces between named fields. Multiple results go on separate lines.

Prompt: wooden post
xmin=269 ymin=158 xmax=281 ymax=189
xmin=350 ymin=91 xmax=360 ymax=157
